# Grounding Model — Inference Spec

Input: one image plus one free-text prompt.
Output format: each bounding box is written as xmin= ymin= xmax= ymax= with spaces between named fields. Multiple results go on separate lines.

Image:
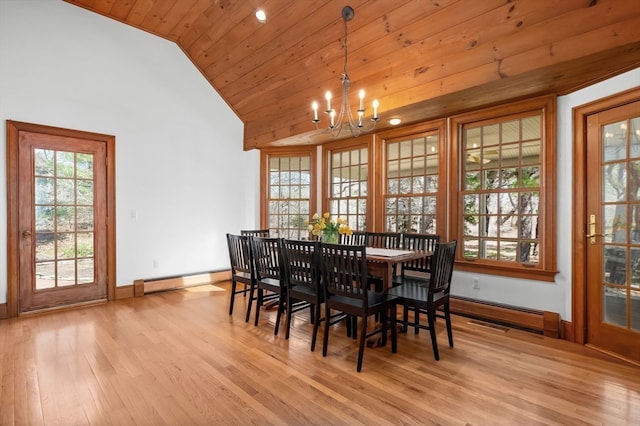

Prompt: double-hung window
xmin=382 ymin=122 xmax=445 ymax=234
xmin=450 ymin=96 xmax=557 ymax=280
xmin=324 ymin=139 xmax=370 ymax=230
xmin=261 ymin=148 xmax=315 ymax=239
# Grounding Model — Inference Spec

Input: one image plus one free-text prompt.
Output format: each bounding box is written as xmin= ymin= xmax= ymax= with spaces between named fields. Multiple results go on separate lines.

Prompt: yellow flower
xmin=307 ymin=212 xmax=352 ymax=239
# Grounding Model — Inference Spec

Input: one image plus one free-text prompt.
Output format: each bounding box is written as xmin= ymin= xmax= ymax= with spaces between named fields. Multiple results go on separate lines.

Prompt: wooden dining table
xmin=365 ymin=247 xmax=432 ymax=291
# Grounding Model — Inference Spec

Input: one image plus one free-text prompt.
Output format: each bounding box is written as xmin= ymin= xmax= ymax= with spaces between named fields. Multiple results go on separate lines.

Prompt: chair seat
xmin=289 ymin=284 xmax=318 ymax=298
xmin=258 ymin=277 xmax=281 ymax=292
xmin=234 ymin=271 xmax=253 ymax=282
xmin=388 ymin=282 xmax=447 ymax=305
xmin=329 ymin=292 xmax=397 ymax=312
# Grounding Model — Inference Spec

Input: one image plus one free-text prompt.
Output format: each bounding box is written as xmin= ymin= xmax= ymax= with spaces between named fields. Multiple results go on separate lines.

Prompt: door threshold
xmin=19 ymin=299 xmax=108 ymax=317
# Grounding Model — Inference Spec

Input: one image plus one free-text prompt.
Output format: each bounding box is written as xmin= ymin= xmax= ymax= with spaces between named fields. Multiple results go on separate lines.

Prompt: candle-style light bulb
xmin=372 ymin=99 xmax=379 ymax=120
xmin=359 ymin=89 xmax=365 ymax=111
xmin=358 ymin=110 xmax=364 ymax=127
xmin=312 ymin=101 xmax=319 ymax=121
xmin=325 ymin=91 xmax=332 ymax=113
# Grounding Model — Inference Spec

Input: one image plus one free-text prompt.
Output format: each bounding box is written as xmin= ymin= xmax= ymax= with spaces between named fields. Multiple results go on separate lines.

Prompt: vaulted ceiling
xmin=64 ymin=0 xmax=640 ymax=150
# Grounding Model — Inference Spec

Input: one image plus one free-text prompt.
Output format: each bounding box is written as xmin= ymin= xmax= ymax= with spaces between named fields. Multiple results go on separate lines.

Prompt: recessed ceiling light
xmin=389 ymin=118 xmax=402 ymax=125
xmin=255 ymin=9 xmax=267 ymax=23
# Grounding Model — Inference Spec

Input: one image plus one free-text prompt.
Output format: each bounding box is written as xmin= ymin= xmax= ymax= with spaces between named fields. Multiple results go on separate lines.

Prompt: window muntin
xmin=385 ymin=133 xmax=439 ymax=233
xmin=267 ymin=155 xmax=311 ymax=239
xmin=328 ymin=147 xmax=368 ymax=230
xmin=461 ymin=113 xmax=542 ymax=265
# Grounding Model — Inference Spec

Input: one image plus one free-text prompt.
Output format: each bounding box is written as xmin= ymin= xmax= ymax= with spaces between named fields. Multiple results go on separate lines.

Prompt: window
xmin=324 ymin=139 xmax=370 ymax=230
xmin=259 ymin=98 xmax=557 ymax=280
xmin=261 ymin=149 xmax=315 ymax=239
xmin=383 ymin=123 xmax=444 ymax=233
xmin=450 ymin=97 xmax=557 ymax=280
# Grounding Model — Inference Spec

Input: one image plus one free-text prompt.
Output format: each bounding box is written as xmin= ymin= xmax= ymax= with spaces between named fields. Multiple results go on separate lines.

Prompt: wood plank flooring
xmin=1 ymin=282 xmax=639 ymax=425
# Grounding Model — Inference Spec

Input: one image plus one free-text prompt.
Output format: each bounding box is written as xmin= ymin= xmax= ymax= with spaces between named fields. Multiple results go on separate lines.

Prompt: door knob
xmin=22 ymin=230 xmax=32 ymax=237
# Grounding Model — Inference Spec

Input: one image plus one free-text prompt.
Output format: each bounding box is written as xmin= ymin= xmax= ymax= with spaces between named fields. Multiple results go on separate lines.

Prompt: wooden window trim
xmin=260 ymin=146 xmax=317 ymax=233
xmin=449 ymin=96 xmax=558 ymax=281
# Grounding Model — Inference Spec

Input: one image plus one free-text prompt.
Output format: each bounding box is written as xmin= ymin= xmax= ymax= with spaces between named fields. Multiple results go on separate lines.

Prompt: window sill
xmin=454 ymin=260 xmax=558 ymax=282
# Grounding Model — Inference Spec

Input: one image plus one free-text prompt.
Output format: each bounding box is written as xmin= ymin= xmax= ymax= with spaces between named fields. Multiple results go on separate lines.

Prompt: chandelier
xmin=311 ymin=6 xmax=379 ymax=138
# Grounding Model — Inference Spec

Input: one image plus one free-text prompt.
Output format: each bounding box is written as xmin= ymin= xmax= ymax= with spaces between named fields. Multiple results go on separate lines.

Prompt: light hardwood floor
xmin=1 ymin=282 xmax=639 ymax=425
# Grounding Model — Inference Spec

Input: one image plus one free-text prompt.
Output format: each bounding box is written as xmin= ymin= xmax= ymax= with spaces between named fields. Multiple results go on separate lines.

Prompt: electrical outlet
xmin=472 ymin=277 xmax=480 ymax=289
xmin=153 ymin=259 xmax=159 ymax=268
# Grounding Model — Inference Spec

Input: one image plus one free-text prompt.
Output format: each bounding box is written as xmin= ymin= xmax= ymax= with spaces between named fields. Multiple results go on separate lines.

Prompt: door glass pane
xmin=35 ymin=149 xmax=54 ymax=176
xmin=603 ymin=121 xmax=627 ymax=162
xmin=57 ymin=260 xmax=76 ymax=286
xmin=35 ymin=262 xmax=55 ymax=289
xmin=34 ymin=149 xmax=96 ymax=290
xmin=603 ymin=286 xmax=626 ymax=327
xmin=603 ymin=246 xmax=626 ymax=285
xmin=603 ymin=205 xmax=627 ymax=244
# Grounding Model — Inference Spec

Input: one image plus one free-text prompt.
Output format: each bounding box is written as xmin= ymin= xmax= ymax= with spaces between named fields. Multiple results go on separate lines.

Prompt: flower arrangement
xmin=307 ymin=212 xmax=352 ymax=243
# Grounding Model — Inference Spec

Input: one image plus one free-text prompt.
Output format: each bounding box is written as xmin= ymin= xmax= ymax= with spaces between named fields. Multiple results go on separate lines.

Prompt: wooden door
xmin=585 ymin=101 xmax=640 ymax=363
xmin=7 ymin=121 xmax=115 ymax=315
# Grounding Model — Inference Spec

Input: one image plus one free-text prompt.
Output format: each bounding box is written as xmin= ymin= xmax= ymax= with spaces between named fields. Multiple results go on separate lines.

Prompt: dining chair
xmin=388 ymin=240 xmax=457 ymax=360
xmin=394 ymin=233 xmax=440 ymax=286
xmin=241 ymin=229 xmax=270 ymax=237
xmin=250 ymin=236 xmax=285 ymax=334
xmin=367 ymin=232 xmax=401 ymax=249
xmin=280 ymin=239 xmax=323 ymax=350
xmin=226 ymin=233 xmax=256 ymax=322
xmin=320 ymin=242 xmax=398 ymax=372
xmin=340 ymin=230 xmax=368 ymax=245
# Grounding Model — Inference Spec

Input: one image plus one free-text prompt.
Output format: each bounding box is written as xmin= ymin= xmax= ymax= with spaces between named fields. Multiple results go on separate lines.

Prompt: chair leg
xmin=311 ymin=302 xmax=321 ymax=352
xmin=402 ymin=302 xmax=409 ymax=333
xmin=274 ymin=294 xmax=285 ymax=335
xmin=254 ymin=289 xmax=263 ymax=326
xmin=380 ymin=309 xmax=388 ymax=347
xmin=285 ymin=295 xmax=293 ymax=340
xmin=245 ymin=284 xmax=255 ymax=323
xmin=427 ymin=310 xmax=440 ymax=361
xmin=351 ymin=316 xmax=358 ymax=340
xmin=309 ymin=304 xmax=316 ymax=324
xmin=444 ymin=303 xmax=454 ymax=348
xmin=357 ymin=315 xmax=368 ymax=372
xmin=229 ymin=279 xmax=237 ymax=315
xmin=415 ymin=306 xmax=420 ymax=334
xmin=322 ymin=304 xmax=330 ymax=357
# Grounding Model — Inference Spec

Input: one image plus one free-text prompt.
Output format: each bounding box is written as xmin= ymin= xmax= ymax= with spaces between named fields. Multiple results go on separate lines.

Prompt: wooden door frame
xmin=572 ymin=87 xmax=640 ymax=344
xmin=6 ymin=120 xmax=116 ymax=318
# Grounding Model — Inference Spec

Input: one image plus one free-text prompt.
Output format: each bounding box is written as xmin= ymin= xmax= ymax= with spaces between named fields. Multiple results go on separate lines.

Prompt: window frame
xmin=322 ymin=135 xmax=373 ymax=231
xmin=449 ymin=96 xmax=557 ymax=281
xmin=377 ymin=120 xmax=448 ymax=236
xmin=260 ymin=147 xmax=317 ymax=238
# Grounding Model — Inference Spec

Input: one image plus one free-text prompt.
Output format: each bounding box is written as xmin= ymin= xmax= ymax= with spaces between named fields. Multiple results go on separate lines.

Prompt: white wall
xmin=452 ymin=68 xmax=640 ymax=321
xmin=0 ymin=0 xmax=260 ymax=303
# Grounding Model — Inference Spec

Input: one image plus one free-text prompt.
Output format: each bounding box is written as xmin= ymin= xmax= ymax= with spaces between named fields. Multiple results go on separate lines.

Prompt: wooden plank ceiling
xmin=64 ymin=0 xmax=640 ymax=150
